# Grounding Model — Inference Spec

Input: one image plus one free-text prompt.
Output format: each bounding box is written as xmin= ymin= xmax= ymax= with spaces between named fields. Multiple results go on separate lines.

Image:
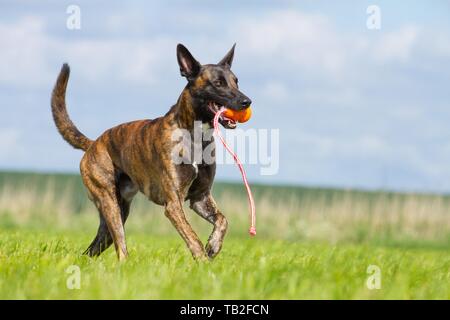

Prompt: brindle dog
xmin=51 ymin=44 xmax=252 ymax=261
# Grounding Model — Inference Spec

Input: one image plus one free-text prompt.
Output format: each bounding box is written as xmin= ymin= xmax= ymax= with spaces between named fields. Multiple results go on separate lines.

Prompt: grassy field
xmin=0 ymin=171 xmax=449 ymax=299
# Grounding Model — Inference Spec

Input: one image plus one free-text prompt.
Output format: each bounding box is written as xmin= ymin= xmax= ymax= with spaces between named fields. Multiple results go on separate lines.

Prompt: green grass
xmin=0 ymin=171 xmax=449 ymax=299
xmin=1 ymin=229 xmax=448 ymax=299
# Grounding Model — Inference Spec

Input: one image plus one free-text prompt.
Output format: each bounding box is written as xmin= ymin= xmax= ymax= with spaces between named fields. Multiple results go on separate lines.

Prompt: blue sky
xmin=1 ymin=1 xmax=450 ymax=192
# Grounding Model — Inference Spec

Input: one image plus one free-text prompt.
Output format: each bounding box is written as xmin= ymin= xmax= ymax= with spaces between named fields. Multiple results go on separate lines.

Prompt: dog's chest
xmin=173 ymin=162 xmax=198 ymax=198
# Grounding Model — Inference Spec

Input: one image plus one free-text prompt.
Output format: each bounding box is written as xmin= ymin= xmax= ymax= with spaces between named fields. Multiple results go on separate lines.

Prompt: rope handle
xmin=213 ymin=108 xmax=256 ymax=236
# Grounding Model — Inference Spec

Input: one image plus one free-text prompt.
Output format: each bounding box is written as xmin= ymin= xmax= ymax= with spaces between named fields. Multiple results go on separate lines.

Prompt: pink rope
xmin=213 ymin=108 xmax=256 ymax=236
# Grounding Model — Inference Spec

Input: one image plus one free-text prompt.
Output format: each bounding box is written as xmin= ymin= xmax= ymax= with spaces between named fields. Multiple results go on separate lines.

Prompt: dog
xmin=51 ymin=44 xmax=252 ymax=261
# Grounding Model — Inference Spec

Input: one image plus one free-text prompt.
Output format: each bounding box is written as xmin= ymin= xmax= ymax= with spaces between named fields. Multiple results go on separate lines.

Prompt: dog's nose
xmin=241 ymin=98 xmax=252 ymax=108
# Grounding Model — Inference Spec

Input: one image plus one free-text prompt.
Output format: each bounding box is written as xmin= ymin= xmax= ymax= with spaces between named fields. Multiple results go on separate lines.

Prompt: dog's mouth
xmin=207 ymin=102 xmax=237 ymax=129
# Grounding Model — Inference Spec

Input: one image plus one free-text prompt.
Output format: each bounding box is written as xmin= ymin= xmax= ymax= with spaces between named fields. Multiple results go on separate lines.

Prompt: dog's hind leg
xmin=190 ymin=193 xmax=228 ymax=259
xmin=117 ymin=173 xmax=138 ymax=222
xmin=84 ymin=174 xmax=137 ymax=258
xmin=80 ymin=152 xmax=129 ymax=261
xmin=84 ymin=214 xmax=113 ymax=257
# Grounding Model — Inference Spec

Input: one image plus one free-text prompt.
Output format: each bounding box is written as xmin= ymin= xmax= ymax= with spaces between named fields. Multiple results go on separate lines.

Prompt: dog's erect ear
xmin=177 ymin=44 xmax=201 ymax=80
xmin=218 ymin=43 xmax=236 ymax=68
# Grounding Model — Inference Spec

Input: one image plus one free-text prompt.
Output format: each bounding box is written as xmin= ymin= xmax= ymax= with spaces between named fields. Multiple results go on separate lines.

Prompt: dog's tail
xmin=51 ymin=64 xmax=93 ymax=151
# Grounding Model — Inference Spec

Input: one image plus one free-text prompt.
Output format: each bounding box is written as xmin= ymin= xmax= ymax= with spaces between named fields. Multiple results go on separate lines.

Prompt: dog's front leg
xmin=164 ymin=199 xmax=208 ymax=261
xmin=190 ymin=193 xmax=228 ymax=259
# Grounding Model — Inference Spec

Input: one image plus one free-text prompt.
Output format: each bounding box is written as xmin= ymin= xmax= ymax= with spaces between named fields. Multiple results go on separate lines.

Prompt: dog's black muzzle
xmin=227 ymin=93 xmax=252 ymax=111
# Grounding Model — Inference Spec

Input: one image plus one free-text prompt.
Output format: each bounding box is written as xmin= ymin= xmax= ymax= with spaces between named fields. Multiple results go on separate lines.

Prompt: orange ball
xmin=223 ymin=107 xmax=252 ymax=123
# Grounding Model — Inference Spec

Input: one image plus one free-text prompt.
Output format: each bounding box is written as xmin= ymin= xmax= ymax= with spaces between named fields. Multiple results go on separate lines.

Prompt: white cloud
xmin=231 ymin=11 xmax=441 ymax=86
xmin=374 ymin=26 xmax=419 ymax=63
xmin=0 ymin=16 xmax=53 ymax=87
xmin=0 ymin=11 xmax=438 ymax=93
xmin=261 ymin=81 xmax=289 ymax=101
xmin=63 ymin=37 xmax=175 ymax=85
xmin=0 ymin=17 xmax=176 ymax=88
xmin=233 ymin=10 xmax=348 ymax=78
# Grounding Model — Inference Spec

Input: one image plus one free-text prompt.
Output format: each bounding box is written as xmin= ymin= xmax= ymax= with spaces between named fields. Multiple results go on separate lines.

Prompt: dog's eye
xmin=214 ymin=80 xmax=225 ymax=87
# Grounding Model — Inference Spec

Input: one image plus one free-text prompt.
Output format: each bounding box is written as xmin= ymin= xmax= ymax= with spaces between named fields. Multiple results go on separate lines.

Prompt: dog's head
xmin=177 ymin=43 xmax=252 ymax=129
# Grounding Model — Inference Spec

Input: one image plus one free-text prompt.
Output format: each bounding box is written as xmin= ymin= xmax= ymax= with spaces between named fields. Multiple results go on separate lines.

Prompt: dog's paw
xmin=205 ymin=242 xmax=221 ymax=259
